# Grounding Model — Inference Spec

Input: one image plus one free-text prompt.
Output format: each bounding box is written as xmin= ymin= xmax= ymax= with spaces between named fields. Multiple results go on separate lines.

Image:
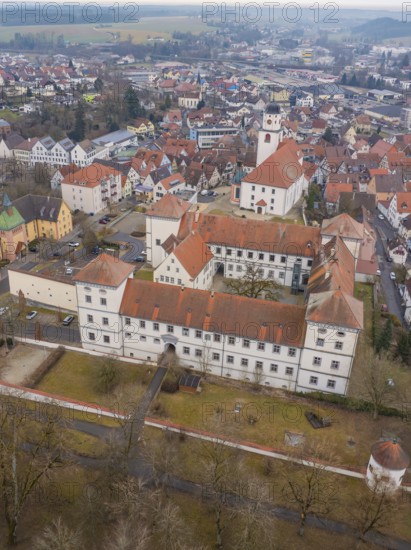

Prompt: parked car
xmin=65 ymin=267 xmax=73 ymax=275
xmin=53 ymin=251 xmax=62 ymax=257
xmin=68 ymin=241 xmax=79 ymax=247
xmin=26 ymin=310 xmax=38 ymax=320
xmin=134 ymin=256 xmax=145 ymax=262
xmin=120 ymin=208 xmax=128 ymax=212
xmin=200 ymin=189 xmax=208 ymax=196
xmin=386 ymin=256 xmax=393 ymax=262
xmin=378 ymin=214 xmax=385 ymax=220
xmin=0 ymin=307 xmax=9 ymax=316
xmin=28 ymin=246 xmax=38 ymax=253
xmin=390 ymin=272 xmax=396 ymax=280
xmin=208 ymin=191 xmax=218 ymax=197
xmin=376 ymin=269 xmax=381 ymax=276
xmin=62 ymin=315 xmax=74 ymax=326
xmin=99 ymin=218 xmax=108 ymax=224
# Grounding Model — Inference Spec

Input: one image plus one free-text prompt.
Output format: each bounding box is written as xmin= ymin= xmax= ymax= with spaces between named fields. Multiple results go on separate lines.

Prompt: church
xmin=231 ymin=103 xmax=308 ymax=216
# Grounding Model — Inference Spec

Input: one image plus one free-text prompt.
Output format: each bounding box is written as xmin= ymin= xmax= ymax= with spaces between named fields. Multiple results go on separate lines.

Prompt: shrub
xmin=151 ymin=400 xmax=167 ymax=417
xmin=6 ymin=337 xmax=13 ymax=347
xmin=161 ymin=379 xmax=179 ymax=393
xmin=25 ymin=346 xmax=65 ymax=388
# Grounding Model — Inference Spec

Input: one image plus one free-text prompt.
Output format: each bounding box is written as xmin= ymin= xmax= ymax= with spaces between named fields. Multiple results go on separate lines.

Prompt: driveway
xmin=106 ymin=231 xmax=145 ymax=262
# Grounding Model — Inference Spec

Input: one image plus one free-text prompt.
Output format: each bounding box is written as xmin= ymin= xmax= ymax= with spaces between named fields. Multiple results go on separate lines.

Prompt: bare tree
xmin=348 ymin=477 xmax=402 ymax=547
xmin=198 ymin=435 xmax=240 ymax=549
xmin=358 ymin=351 xmax=397 ymax=420
xmin=103 ymin=519 xmax=150 ymax=550
xmin=230 ymin=477 xmax=277 ymax=550
xmin=224 ymin=263 xmax=282 ymax=300
xmin=280 ymin=440 xmax=339 ymax=537
xmin=0 ymin=398 xmax=70 ymax=545
xmin=33 ymin=517 xmax=82 ymax=550
xmin=142 ymin=430 xmax=179 ymax=492
xmin=96 ymin=355 xmax=119 ymax=394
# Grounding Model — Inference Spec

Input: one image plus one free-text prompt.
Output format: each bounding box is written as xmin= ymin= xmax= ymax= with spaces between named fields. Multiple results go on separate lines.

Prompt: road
xmin=1 ymin=317 xmax=81 ymax=345
xmin=373 ymin=216 xmax=406 ymax=327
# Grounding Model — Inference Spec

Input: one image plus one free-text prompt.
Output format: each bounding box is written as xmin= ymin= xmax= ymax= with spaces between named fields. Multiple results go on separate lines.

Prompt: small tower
xmin=256 ymin=102 xmax=283 ymax=166
xmin=366 ymin=437 xmax=410 ymax=493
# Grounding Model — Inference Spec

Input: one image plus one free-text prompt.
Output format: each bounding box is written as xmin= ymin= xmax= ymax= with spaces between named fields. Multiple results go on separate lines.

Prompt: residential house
xmin=0 ymin=193 xmax=27 ymax=261
xmin=12 ymin=194 xmax=72 ymax=240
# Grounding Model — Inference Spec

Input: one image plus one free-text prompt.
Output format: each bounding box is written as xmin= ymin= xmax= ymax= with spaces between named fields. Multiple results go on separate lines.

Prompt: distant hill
xmin=353 ymin=17 xmax=411 ymax=39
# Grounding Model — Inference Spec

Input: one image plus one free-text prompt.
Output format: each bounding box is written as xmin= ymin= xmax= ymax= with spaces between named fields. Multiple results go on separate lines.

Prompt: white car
xmin=0 ymin=306 xmax=9 ymax=316
xmin=65 ymin=267 xmax=73 ymax=275
xmin=68 ymin=241 xmax=80 ymax=247
xmin=378 ymin=214 xmax=384 ymax=220
xmin=376 ymin=269 xmax=381 ymax=276
xmin=390 ymin=272 xmax=396 ymax=281
xmin=26 ymin=310 xmax=38 ymax=320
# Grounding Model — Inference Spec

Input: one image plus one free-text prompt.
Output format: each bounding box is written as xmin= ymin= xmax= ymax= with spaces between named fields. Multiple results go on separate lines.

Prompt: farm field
xmin=0 ymin=17 xmax=215 ymax=44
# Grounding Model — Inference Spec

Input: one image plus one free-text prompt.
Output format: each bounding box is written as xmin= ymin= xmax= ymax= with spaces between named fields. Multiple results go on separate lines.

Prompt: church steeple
xmin=256 ymin=102 xmax=283 ymax=166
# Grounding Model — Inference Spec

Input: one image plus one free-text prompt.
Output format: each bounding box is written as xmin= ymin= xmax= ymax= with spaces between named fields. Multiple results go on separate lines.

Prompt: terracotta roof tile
xmin=73 ymin=253 xmax=134 ymax=287
xmin=120 ymin=280 xmax=307 ymax=347
xmin=173 ymin=232 xmax=213 ymax=278
xmin=371 ymin=440 xmax=410 ymax=471
xmin=146 ymin=194 xmax=191 ymax=219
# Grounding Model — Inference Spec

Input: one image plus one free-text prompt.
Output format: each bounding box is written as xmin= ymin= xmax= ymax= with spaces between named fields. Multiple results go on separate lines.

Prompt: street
xmin=373 ymin=216 xmax=406 ymax=327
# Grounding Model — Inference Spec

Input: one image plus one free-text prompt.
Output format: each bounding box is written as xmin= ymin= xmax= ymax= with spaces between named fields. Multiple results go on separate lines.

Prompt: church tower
xmin=256 ymin=102 xmax=283 ymax=166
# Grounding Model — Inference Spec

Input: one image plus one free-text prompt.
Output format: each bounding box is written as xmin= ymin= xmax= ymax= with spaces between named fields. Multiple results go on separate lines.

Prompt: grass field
xmin=0 ymin=17 xmax=214 ymax=44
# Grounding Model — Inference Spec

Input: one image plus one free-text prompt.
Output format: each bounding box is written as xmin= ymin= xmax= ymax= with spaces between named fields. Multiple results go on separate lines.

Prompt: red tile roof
xmin=243 ymin=140 xmax=303 ymax=189
xmin=146 ymin=194 xmax=191 ymax=219
xmin=120 ymin=280 xmax=307 ymax=347
xmin=306 ymin=290 xmax=363 ymax=330
xmin=371 ymin=440 xmax=410 ymax=471
xmin=321 ymin=213 xmax=363 ymax=240
xmin=173 ymin=232 xmax=213 ymax=278
xmin=73 ymin=253 xmax=134 ymax=287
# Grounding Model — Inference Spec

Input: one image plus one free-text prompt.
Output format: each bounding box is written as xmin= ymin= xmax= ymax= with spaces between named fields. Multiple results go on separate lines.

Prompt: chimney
xmin=181 ymin=283 xmax=185 ymax=291
xmin=211 ymin=289 xmax=215 ymax=298
xmin=195 ymin=206 xmax=200 ymax=223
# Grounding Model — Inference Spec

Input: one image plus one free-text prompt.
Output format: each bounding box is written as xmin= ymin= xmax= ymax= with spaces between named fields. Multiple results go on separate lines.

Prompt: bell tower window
xmin=265 ymin=134 xmax=271 ymax=143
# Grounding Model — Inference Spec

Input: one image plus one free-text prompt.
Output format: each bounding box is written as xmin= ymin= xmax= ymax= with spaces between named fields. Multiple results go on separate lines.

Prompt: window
xmin=160 ymin=275 xmax=164 ymax=282
xmin=264 ymin=133 xmax=271 ymax=143
xmin=285 ymin=367 xmax=293 ymax=375
xmin=313 ymin=356 xmax=322 ymax=366
xmin=280 ymin=256 xmax=286 ymax=263
xmin=270 ymin=364 xmax=278 ymax=372
xmin=153 ymin=322 xmax=159 ymax=331
xmin=102 ymin=317 xmax=108 ymax=326
xmin=331 ymin=360 xmax=340 ymax=370
xmin=243 ymin=339 xmax=250 ymax=348
xmin=228 ymin=264 xmax=233 ymax=271
xmin=103 ymin=335 xmax=110 ymax=343
xmin=307 ymin=260 xmax=312 ymax=267
xmin=154 ymin=338 xmax=160 ymax=344
xmin=227 ymin=355 xmax=234 ymax=364
xmin=212 ymin=353 xmax=220 ymax=361
xmin=236 ymin=265 xmax=242 ymax=272
xmin=318 ymin=328 xmax=327 ymax=334
xmin=88 ymin=332 xmax=95 ymax=341
xmin=167 ymin=325 xmax=174 ymax=333
xmin=140 ymin=320 xmax=145 ymax=328
xmin=156 ymin=239 xmax=160 ymax=245
xmin=177 ymin=278 xmax=182 ymax=285
xmin=288 ymin=348 xmax=296 ymax=357
xmin=309 ymin=376 xmax=318 ymax=385
xmin=255 ymin=361 xmax=263 ymax=369
xmin=271 ymin=189 xmax=275 ymax=194
xmin=140 ymin=336 xmax=146 ymax=342
xmin=259 ymin=253 xmax=264 ymax=260
xmin=258 ymin=342 xmax=265 ymax=351
xmin=316 ymin=338 xmax=325 ymax=347
xmin=273 ymin=344 xmax=281 ymax=353
xmin=337 ymin=331 xmax=345 ymax=337
xmin=241 ymin=358 xmax=248 ymax=367
xmin=85 ymin=295 xmax=91 ymax=303
xmin=327 ymin=380 xmax=336 ymax=389
xmin=195 ymin=349 xmax=202 ymax=357
xmin=100 ymin=298 xmax=107 ymax=306
xmin=335 ymin=341 xmax=343 ymax=350
xmin=228 ymin=336 xmax=235 ymax=345
xmin=269 ymin=254 xmax=275 ymax=262
xmin=268 ymin=270 xmax=274 ymax=278
xmin=125 ymin=317 xmax=131 ymax=326
xmin=182 ymin=328 xmax=189 ymax=336
xmin=226 ymin=248 xmax=232 ymax=256
xmin=87 ymin=314 xmax=93 ymax=323
xmin=216 ymin=247 xmax=221 ymax=254
xmin=237 ymin=250 xmax=242 ymax=257
xmin=252 ymin=186 xmax=255 ymax=191
xmin=247 ymin=251 xmax=253 ymax=259
xmin=183 ymin=347 xmax=190 ymax=355
xmin=214 ymin=334 xmax=221 ymax=342
xmin=195 ymin=330 xmax=202 ymax=338
xmin=279 ymin=272 xmax=285 ymax=279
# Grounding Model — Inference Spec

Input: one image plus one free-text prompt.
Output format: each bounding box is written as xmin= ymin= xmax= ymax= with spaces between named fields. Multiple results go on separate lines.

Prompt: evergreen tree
xmin=340 ymin=73 xmax=347 ymax=85
xmin=68 ymin=58 xmax=74 ymax=69
xmin=323 ymin=127 xmax=334 ymax=144
xmin=94 ymin=77 xmax=103 ymax=93
xmin=68 ymin=100 xmax=86 ymax=142
xmin=124 ymin=86 xmax=144 ymax=120
xmin=395 ymin=331 xmax=410 ymax=364
xmin=400 ymin=53 xmax=410 ymax=68
xmin=375 ymin=318 xmax=392 ymax=355
xmin=164 ymin=95 xmax=171 ymax=109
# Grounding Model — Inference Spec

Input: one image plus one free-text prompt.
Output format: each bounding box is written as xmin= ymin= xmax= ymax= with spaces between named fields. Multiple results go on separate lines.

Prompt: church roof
xmin=266 ymin=102 xmax=280 ymax=115
xmin=371 ymin=439 xmax=410 ymax=471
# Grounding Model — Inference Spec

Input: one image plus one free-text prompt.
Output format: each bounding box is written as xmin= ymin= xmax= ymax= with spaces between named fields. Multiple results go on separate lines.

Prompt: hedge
xmin=24 ymin=346 xmax=65 ymax=388
xmin=295 ymin=391 xmax=405 ymax=419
